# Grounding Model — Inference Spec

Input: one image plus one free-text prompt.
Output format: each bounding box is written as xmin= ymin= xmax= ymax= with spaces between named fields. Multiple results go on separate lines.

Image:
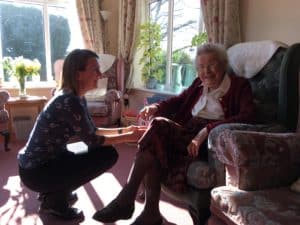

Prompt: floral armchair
xmin=161 ymin=42 xmax=300 ymax=225
xmin=208 ymin=128 xmax=300 ymax=225
xmin=0 ymin=90 xmax=10 ymax=151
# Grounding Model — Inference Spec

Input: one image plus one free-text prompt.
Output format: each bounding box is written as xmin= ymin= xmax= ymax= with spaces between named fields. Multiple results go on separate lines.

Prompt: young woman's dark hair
xmin=60 ymin=49 xmax=98 ymax=95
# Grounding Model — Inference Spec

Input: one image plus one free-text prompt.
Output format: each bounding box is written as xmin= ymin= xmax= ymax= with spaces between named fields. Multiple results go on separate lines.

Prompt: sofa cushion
xmin=210 ymin=186 xmax=300 ymax=225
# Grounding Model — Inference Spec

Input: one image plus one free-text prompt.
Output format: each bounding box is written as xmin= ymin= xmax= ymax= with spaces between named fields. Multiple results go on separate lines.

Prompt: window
xmin=134 ymin=0 xmax=204 ymax=94
xmin=0 ymin=0 xmax=83 ymax=87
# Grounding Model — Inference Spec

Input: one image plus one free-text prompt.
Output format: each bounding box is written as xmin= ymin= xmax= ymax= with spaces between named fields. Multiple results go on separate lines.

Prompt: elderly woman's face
xmin=196 ymin=52 xmax=226 ymax=89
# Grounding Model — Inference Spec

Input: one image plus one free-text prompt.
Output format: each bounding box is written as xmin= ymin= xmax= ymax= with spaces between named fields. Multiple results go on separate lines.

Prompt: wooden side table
xmin=5 ymin=95 xmax=47 ymax=135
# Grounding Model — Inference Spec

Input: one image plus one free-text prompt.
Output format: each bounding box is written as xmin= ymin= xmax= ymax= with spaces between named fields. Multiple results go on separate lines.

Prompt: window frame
xmin=0 ymin=0 xmax=72 ymax=88
xmin=135 ymin=0 xmax=203 ymax=94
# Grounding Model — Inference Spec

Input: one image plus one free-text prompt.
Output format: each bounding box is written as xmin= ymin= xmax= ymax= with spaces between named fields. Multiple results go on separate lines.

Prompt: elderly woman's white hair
xmin=195 ymin=43 xmax=228 ymax=69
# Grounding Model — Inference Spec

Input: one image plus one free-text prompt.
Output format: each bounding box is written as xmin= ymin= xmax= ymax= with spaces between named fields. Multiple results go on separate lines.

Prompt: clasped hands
xmin=123 ymin=105 xmax=158 ymax=143
xmin=137 ymin=105 xmax=208 ymax=157
xmin=123 ymin=125 xmax=148 ymax=143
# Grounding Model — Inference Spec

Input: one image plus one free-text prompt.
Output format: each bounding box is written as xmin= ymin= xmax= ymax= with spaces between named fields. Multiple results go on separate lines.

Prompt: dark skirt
xmin=138 ymin=116 xmax=216 ymax=193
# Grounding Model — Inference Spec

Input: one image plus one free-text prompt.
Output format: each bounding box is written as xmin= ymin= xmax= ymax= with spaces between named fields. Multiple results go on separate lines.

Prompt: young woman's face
xmin=77 ymin=57 xmax=102 ymax=95
xmin=196 ymin=52 xmax=226 ymax=89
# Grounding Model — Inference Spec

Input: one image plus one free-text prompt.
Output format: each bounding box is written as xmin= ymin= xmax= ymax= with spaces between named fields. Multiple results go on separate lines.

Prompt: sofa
xmin=208 ymin=130 xmax=300 ymax=225
xmin=161 ymin=41 xmax=300 ymax=225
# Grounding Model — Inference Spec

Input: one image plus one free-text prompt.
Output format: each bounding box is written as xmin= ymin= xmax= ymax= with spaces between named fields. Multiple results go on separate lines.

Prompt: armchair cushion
xmin=215 ymin=130 xmax=300 ymax=190
xmin=85 ymin=78 xmax=108 ymax=102
xmin=210 ymin=186 xmax=300 ymax=225
xmin=187 ymin=161 xmax=217 ymax=189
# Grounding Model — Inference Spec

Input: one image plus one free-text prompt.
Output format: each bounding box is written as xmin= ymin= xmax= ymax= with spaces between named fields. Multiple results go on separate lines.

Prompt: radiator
xmin=13 ymin=116 xmax=35 ymax=140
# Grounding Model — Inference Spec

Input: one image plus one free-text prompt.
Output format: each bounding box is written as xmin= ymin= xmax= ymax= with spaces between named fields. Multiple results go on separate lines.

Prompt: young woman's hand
xmin=123 ymin=125 xmax=148 ymax=133
xmin=187 ymin=127 xmax=208 ymax=158
xmin=139 ymin=105 xmax=158 ymax=121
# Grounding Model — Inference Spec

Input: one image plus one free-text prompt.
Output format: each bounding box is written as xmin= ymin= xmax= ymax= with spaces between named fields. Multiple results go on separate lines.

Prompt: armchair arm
xmin=0 ymin=90 xmax=10 ymax=108
xmin=215 ymin=130 xmax=300 ymax=190
xmin=104 ymin=89 xmax=122 ymax=102
xmin=207 ymin=122 xmax=288 ymax=187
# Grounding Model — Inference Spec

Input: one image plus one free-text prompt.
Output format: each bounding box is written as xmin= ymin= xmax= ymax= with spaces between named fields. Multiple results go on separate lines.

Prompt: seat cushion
xmin=210 ymin=186 xmax=300 ymax=225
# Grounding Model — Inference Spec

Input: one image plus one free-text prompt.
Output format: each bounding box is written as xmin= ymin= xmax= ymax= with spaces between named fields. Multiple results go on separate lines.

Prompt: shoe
xmin=92 ymin=200 xmax=134 ymax=223
xmin=37 ymin=192 xmax=78 ymax=205
xmin=130 ymin=216 xmax=163 ymax=225
xmin=39 ymin=204 xmax=84 ymax=220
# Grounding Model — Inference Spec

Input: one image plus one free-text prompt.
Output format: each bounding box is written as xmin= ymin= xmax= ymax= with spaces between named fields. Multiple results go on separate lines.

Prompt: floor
xmin=0 ymin=140 xmax=193 ymax=225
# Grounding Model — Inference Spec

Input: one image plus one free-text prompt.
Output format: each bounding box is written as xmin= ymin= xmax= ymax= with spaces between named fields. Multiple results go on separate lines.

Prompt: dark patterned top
xmin=17 ymin=90 xmax=105 ymax=169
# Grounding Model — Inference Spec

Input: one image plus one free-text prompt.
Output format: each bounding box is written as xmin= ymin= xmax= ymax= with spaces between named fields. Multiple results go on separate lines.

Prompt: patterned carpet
xmin=0 ymin=140 xmax=193 ymax=225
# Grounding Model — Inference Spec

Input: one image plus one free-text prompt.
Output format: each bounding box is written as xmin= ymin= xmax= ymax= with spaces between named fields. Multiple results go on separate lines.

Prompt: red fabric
xmin=138 ymin=117 xmax=212 ymax=192
xmin=154 ymin=74 xmax=255 ymax=133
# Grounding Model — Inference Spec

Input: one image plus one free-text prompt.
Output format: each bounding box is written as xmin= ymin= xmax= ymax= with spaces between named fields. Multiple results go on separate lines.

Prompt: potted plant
xmin=2 ymin=56 xmax=41 ymax=97
xmin=137 ymin=22 xmax=164 ymax=89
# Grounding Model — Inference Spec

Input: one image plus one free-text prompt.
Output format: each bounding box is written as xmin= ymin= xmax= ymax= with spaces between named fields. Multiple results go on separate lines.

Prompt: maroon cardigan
xmin=154 ymin=74 xmax=255 ymax=133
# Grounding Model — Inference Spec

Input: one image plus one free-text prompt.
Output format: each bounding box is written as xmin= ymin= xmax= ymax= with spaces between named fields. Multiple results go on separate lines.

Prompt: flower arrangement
xmin=2 ymin=56 xmax=41 ymax=96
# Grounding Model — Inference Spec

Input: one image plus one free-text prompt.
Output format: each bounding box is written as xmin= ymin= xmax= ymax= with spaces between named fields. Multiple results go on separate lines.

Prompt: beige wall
xmin=240 ymin=0 xmax=300 ymax=45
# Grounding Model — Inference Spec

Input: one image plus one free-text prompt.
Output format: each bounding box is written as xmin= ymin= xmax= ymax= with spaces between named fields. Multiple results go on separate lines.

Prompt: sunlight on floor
xmin=0 ymin=142 xmax=193 ymax=225
xmin=1 ymin=173 xmax=193 ymax=225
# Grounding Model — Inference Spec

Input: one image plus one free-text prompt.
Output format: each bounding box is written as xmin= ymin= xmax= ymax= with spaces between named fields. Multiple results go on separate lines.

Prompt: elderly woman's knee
xmin=150 ymin=117 xmax=170 ymax=128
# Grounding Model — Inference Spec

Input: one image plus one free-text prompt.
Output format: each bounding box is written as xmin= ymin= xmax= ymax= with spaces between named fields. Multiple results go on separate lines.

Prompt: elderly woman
xmin=93 ymin=43 xmax=255 ymax=225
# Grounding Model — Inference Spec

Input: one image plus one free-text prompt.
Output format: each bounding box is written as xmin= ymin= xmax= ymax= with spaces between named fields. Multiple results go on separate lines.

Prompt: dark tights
xmin=115 ymin=150 xmax=162 ymax=223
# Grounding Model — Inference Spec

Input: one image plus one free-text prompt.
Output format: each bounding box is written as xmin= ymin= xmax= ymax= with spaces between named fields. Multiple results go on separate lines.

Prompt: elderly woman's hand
xmin=139 ymin=105 xmax=158 ymax=121
xmin=187 ymin=127 xmax=208 ymax=158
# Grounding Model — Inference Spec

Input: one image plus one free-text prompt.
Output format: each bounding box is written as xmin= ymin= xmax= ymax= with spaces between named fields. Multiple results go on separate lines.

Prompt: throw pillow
xmin=85 ymin=77 xmax=108 ymax=102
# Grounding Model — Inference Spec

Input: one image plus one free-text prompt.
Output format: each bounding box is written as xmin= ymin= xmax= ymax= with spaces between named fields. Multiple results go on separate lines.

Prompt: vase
xmin=18 ymin=77 xmax=27 ymax=98
xmin=145 ymin=77 xmax=157 ymax=89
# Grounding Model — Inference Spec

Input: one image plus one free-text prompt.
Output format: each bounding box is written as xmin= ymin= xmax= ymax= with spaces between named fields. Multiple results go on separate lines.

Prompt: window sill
xmin=0 ymin=82 xmax=55 ymax=99
xmin=133 ymin=86 xmax=186 ymax=96
xmin=0 ymin=81 xmax=56 ymax=89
